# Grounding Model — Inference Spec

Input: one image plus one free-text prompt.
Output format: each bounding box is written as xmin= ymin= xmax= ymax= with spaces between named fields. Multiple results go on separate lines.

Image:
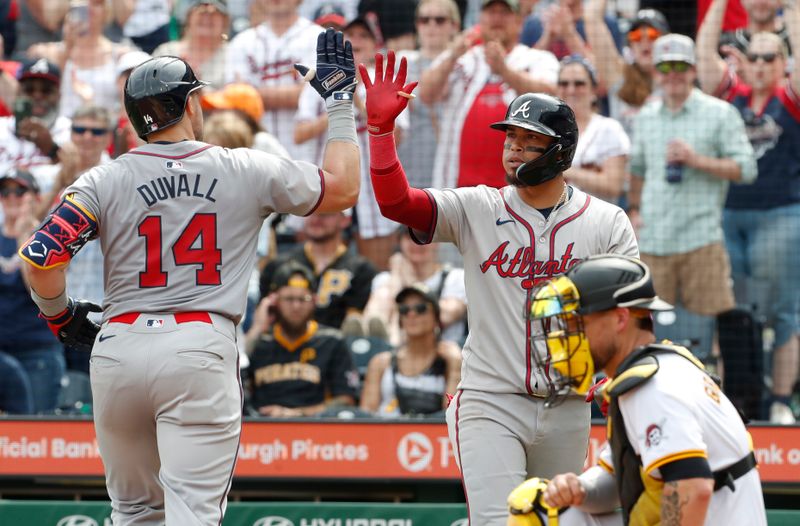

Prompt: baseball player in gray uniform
xmin=18 ymin=29 xmax=360 ymax=525
xmin=359 ymin=51 xmax=639 ymax=525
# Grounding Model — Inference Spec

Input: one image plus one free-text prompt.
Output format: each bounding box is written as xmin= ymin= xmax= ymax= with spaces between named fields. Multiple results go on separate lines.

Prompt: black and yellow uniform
xmin=249 ymin=321 xmax=359 ymax=409
xmin=260 ymin=244 xmax=377 ymax=329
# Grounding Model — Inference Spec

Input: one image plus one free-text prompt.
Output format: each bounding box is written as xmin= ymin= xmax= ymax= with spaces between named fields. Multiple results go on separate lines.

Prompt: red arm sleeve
xmin=369 ymin=133 xmax=436 ymax=233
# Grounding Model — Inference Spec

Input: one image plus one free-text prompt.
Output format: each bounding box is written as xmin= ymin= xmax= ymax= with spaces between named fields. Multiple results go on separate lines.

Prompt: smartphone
xmin=13 ymin=97 xmax=34 ymax=136
xmin=68 ymin=1 xmax=90 ymax=35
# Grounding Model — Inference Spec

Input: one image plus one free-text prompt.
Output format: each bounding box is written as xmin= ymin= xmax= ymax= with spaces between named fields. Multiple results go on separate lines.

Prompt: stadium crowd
xmin=0 ymin=0 xmax=798 ymax=425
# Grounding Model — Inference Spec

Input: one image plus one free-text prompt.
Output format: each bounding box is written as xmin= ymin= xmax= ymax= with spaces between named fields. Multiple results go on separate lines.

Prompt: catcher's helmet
xmin=124 ymin=56 xmax=208 ymax=139
xmin=491 ymin=93 xmax=579 ymax=186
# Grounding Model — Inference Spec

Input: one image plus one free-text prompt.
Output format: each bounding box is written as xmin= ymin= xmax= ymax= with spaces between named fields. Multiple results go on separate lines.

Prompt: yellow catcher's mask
xmin=530 ymin=276 xmax=595 ymax=402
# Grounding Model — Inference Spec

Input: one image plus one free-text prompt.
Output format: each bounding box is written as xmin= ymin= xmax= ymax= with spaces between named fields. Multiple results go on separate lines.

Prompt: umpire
xmin=506 ymin=255 xmax=766 ymax=526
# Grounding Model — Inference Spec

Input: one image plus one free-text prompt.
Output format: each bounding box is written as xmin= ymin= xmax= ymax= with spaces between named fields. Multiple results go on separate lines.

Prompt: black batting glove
xmin=40 ymin=298 xmax=103 ymax=352
xmin=295 ymin=28 xmax=357 ymax=107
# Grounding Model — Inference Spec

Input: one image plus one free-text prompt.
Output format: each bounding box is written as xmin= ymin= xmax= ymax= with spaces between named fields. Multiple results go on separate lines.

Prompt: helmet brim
xmin=620 ymin=296 xmax=674 ymax=311
xmin=490 ymin=119 xmax=559 ymax=138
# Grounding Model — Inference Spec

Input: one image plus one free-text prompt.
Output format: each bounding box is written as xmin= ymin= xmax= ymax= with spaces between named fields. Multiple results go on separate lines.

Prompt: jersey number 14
xmin=137 ymin=213 xmax=222 ymax=287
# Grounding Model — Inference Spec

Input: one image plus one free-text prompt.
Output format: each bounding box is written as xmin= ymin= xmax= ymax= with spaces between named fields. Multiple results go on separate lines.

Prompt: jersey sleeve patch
xmin=18 ymin=196 xmax=99 ymax=269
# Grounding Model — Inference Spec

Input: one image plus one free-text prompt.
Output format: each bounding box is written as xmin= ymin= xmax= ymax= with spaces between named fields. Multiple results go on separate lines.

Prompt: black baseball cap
xmin=344 ymin=15 xmax=380 ymax=42
xmin=629 ymin=9 xmax=669 ymax=36
xmin=0 ymin=168 xmax=40 ymax=194
xmin=396 ymin=283 xmax=441 ymax=320
xmin=269 ymin=261 xmax=315 ymax=293
xmin=565 ymin=255 xmax=673 ymax=315
xmin=18 ymin=58 xmax=61 ymax=86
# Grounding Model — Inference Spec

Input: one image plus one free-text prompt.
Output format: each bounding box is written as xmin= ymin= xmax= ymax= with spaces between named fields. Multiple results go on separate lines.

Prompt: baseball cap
xmin=116 ymin=50 xmax=152 ymax=78
xmin=630 ymin=9 xmax=670 ymax=35
xmin=314 ymin=3 xmax=347 ymax=29
xmin=344 ymin=15 xmax=380 ymax=42
xmin=564 ymin=255 xmax=673 ymax=316
xmin=201 ymin=83 xmax=264 ymax=123
xmin=481 ymin=0 xmax=519 ymax=12
xmin=269 ymin=261 xmax=315 ymax=293
xmin=653 ymin=34 xmax=696 ymax=66
xmin=0 ymin=167 xmax=40 ymax=194
xmin=395 ymin=283 xmax=441 ymax=320
xmin=18 ymin=58 xmax=61 ymax=86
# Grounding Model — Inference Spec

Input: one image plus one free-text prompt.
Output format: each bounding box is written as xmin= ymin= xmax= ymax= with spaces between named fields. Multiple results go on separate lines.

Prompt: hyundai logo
xmin=253 ymin=516 xmax=295 ymax=526
xmin=450 ymin=519 xmax=469 ymax=526
xmin=56 ymin=516 xmax=99 ymax=526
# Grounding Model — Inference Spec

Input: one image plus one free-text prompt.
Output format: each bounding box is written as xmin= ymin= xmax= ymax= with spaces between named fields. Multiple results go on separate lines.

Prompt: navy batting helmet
xmin=491 ymin=93 xmax=579 ymax=186
xmin=124 ymin=56 xmax=208 ymax=139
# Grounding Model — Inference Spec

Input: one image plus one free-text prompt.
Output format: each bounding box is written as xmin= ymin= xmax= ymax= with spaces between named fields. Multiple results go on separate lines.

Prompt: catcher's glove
xmin=508 ymin=477 xmax=563 ymax=526
xmin=40 ymin=298 xmax=103 ymax=352
xmin=294 ymin=28 xmax=356 ymax=105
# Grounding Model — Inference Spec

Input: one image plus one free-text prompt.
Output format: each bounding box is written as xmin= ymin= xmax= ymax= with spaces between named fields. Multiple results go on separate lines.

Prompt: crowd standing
xmin=0 ymin=0 xmax=797 ymax=432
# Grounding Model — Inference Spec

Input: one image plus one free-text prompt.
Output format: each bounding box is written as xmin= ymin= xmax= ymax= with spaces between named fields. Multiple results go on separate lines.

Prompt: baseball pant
xmin=446 ymin=389 xmax=591 ymax=526
xmin=90 ymin=313 xmax=242 ymax=525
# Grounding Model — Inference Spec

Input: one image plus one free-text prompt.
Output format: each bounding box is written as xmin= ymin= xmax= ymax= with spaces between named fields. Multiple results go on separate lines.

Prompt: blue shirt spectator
xmin=520 ymin=6 xmax=624 ymax=59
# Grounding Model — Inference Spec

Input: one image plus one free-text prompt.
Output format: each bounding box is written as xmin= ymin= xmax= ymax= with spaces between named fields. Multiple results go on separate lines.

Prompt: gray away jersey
xmin=421 ymin=185 xmax=639 ymax=395
xmin=65 ymin=141 xmax=323 ymax=322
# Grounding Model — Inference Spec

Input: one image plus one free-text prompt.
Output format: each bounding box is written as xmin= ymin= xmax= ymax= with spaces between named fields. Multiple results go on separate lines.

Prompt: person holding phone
xmin=0 ymin=59 xmax=71 ymax=197
xmin=28 ymin=0 xmax=135 ymax=120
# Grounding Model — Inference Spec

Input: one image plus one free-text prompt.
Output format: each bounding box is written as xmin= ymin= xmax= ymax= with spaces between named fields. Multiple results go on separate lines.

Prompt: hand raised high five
xmin=358 ymin=50 xmax=418 ymax=136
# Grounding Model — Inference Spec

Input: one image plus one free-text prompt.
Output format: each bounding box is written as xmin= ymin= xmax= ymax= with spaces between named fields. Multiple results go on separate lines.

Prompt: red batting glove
xmin=358 ymin=50 xmax=418 ymax=136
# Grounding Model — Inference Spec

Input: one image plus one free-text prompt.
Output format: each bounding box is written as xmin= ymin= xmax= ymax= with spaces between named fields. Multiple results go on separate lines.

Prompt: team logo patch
xmin=511 ymin=100 xmax=532 ymax=119
xmin=165 ymin=161 xmax=183 ymax=170
xmin=145 ymin=318 xmax=164 ymax=328
xmin=645 ymin=421 xmax=666 ymax=448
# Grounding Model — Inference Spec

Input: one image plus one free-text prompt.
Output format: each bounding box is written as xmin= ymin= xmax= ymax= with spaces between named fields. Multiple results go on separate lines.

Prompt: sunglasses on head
xmin=417 ymin=15 xmax=449 ymax=25
xmin=72 ymin=125 xmax=110 ymax=136
xmin=655 ymin=61 xmax=691 ymax=74
xmin=398 ymin=303 xmax=430 ymax=316
xmin=558 ymin=79 xmax=588 ymax=88
xmin=628 ymin=26 xmax=660 ymax=43
xmin=746 ymin=52 xmax=779 ymax=63
xmin=0 ymin=186 xmax=28 ymax=197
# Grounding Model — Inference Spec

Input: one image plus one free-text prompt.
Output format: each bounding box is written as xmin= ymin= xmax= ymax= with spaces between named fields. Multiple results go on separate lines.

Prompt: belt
xmin=713 ymin=451 xmax=757 ymax=492
xmin=109 ymin=312 xmax=213 ymax=325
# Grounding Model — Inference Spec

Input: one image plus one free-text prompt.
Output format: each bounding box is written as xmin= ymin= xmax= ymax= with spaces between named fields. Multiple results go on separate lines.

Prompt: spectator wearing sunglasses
xmin=420 ymin=0 xmax=559 ymax=190
xmin=698 ymin=0 xmax=800 ymax=424
xmin=0 ymin=59 xmax=72 ymax=196
xmin=556 ymin=55 xmax=630 ymax=204
xmin=628 ymin=34 xmax=756 ymax=332
xmin=0 ymin=167 xmax=64 ymax=414
xmin=718 ymin=0 xmax=792 ymax=61
xmin=395 ymin=0 xmax=461 ymax=191
xmin=359 ymin=283 xmax=461 ymax=418
xmin=585 ymin=1 xmax=669 ymax=138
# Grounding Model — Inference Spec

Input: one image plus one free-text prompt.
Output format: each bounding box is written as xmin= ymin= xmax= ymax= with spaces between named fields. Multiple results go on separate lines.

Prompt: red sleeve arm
xmin=369 ymin=133 xmax=436 ymax=233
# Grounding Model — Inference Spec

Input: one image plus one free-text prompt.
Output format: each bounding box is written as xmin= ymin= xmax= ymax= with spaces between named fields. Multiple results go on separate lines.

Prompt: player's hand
xmin=40 ymin=298 xmax=103 ymax=352
xmin=359 ymin=50 xmax=418 ymax=136
xmin=543 ymin=473 xmax=586 ymax=508
xmin=294 ymin=28 xmax=357 ymax=108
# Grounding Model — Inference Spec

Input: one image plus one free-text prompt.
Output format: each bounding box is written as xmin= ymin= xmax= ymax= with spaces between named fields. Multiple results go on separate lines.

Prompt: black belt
xmin=713 ymin=452 xmax=757 ymax=492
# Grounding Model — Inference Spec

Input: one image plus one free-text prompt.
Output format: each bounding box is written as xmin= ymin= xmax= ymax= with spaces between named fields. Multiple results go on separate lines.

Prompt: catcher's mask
xmin=530 ymin=276 xmax=594 ymax=406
